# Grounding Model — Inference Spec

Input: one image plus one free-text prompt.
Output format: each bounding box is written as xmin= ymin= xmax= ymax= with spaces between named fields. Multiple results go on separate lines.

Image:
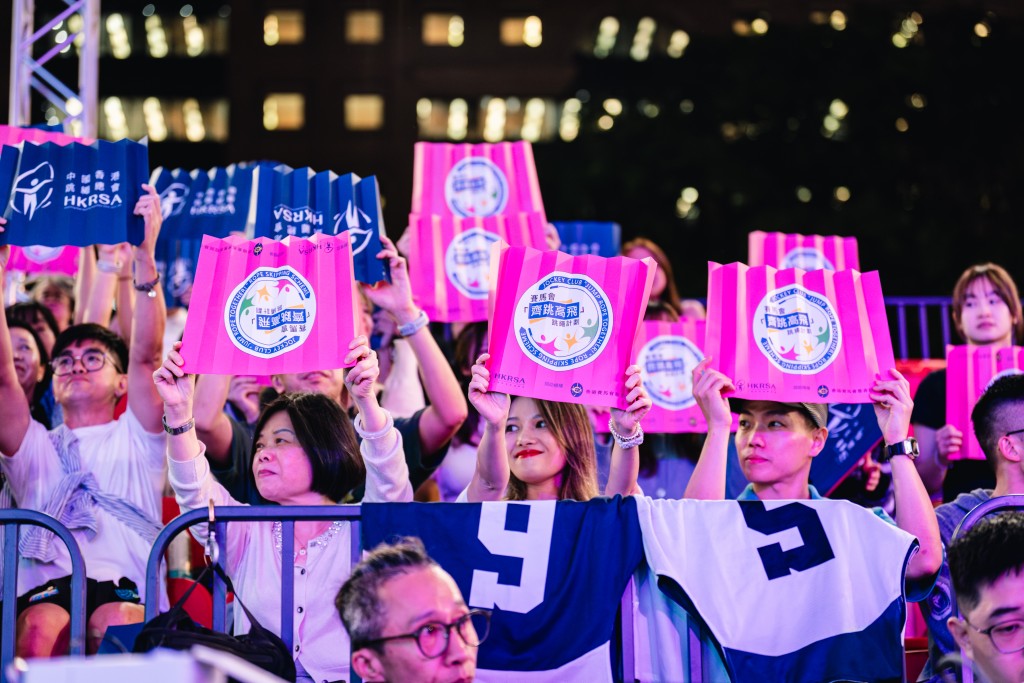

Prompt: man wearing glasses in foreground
xmin=0 ymin=189 xmax=167 ymax=656
xmin=920 ymin=372 xmax=1024 ymax=682
xmin=337 ymin=537 xmax=489 ymax=683
xmin=946 ymin=512 xmax=1024 ymax=683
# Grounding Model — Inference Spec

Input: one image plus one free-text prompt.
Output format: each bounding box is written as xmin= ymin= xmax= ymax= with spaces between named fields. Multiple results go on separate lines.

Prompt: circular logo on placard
xmin=752 ymin=284 xmax=842 ymax=374
xmin=22 ymin=245 xmax=65 ymax=264
xmin=781 ymin=247 xmax=835 ymax=272
xmin=445 ymin=228 xmax=499 ymax=299
xmin=638 ymin=335 xmax=705 ymax=410
xmin=444 ymin=157 xmax=509 ymax=218
xmin=224 ymin=266 xmax=316 ymax=358
xmin=513 ymin=272 xmax=613 ymax=371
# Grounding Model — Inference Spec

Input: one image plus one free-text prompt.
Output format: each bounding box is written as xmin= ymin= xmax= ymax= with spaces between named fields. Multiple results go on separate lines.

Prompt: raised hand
xmin=361 ymin=235 xmax=416 ymax=321
xmin=691 ymin=357 xmax=735 ymax=430
xmin=343 ymin=336 xmax=380 ymax=402
xmin=152 ymin=341 xmax=195 ymax=417
xmin=935 ymin=423 xmax=963 ymax=462
xmin=610 ymin=364 xmax=651 ymax=435
xmin=869 ymin=367 xmax=914 ymax=446
xmin=467 ymin=353 xmax=510 ymax=427
xmin=133 ymin=183 xmax=162 ymax=256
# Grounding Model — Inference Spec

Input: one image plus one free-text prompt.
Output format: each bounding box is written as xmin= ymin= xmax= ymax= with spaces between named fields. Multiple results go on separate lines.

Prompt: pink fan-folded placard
xmin=411 ymin=141 xmax=545 ymax=219
xmin=946 ymin=345 xmax=1024 ymax=461
xmin=179 ymin=233 xmax=360 ymax=375
xmin=486 ymin=243 xmax=655 ymax=409
xmin=406 ymin=211 xmax=547 ymax=322
xmin=7 ymin=245 xmax=80 ymax=275
xmin=705 ymin=262 xmax=895 ymax=403
xmin=632 ymin=318 xmax=714 ymax=433
xmin=748 ymin=231 xmax=860 ymax=272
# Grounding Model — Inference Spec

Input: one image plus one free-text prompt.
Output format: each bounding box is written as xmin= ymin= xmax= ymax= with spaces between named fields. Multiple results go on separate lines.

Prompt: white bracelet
xmin=608 ymin=418 xmax=644 ymax=448
xmin=354 ymin=410 xmax=395 ymax=440
xmin=396 ymin=309 xmax=429 ymax=337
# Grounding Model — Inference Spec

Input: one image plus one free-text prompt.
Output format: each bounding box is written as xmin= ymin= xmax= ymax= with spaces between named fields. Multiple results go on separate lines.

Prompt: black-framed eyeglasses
xmin=359 ymin=609 xmax=491 ymax=658
xmin=51 ymin=350 xmax=120 ymax=376
xmin=962 ymin=617 xmax=1024 ymax=655
xmin=1006 ymin=427 xmax=1024 ymax=439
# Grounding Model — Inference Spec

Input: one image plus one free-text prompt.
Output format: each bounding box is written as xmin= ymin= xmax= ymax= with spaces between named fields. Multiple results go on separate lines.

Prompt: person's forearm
xmin=605 ymin=442 xmax=640 ymax=496
xmin=912 ymin=425 xmax=946 ymax=497
xmin=164 ymin=402 xmax=202 ymax=463
xmin=73 ymin=248 xmax=95 ymax=326
xmin=81 ymin=271 xmax=117 ymax=328
xmin=115 ymin=276 xmax=135 ymax=345
xmin=683 ymin=427 xmax=730 ymax=499
xmin=353 ymin=393 xmax=389 ymax=433
xmin=398 ymin=308 xmax=468 ymax=429
xmin=130 ymin=251 xmax=166 ymax=366
xmin=0 ymin=289 xmax=31 ymax=454
xmin=891 ymin=454 xmax=943 ymax=580
xmin=468 ymin=421 xmax=509 ymax=501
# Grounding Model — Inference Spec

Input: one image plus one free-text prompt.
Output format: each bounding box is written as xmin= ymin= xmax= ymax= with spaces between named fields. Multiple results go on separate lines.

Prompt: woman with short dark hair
xmin=154 ymin=336 xmax=412 ymax=683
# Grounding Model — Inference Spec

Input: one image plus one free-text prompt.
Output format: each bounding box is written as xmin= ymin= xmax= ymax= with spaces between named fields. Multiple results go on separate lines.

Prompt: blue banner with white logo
xmin=151 ymin=163 xmax=256 ymax=308
xmin=554 ymin=221 xmax=621 ymax=258
xmin=254 ymin=165 xmax=388 ymax=283
xmin=810 ymin=403 xmax=883 ymax=495
xmin=0 ymin=139 xmax=148 ymax=246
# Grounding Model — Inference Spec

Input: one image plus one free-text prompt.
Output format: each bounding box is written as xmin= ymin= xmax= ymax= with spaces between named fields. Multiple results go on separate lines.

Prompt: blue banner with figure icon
xmin=254 ymin=164 xmax=388 ymax=283
xmin=0 ymin=139 xmax=148 ymax=246
xmin=554 ymin=221 xmax=621 ymax=257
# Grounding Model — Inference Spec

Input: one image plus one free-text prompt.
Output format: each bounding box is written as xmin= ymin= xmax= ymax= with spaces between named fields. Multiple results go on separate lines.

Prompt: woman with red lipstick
xmin=460 ymin=353 xmax=651 ymax=502
xmin=912 ymin=263 xmax=1023 ymax=502
xmin=154 ymin=336 xmax=413 ymax=683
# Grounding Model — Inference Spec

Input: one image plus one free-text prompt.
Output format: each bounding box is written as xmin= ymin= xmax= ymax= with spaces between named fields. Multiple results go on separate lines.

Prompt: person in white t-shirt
xmin=0 ymin=186 xmax=168 ymax=656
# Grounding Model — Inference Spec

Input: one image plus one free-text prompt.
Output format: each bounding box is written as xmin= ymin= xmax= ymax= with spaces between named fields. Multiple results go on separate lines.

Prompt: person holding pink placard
xmin=460 ymin=353 xmax=651 ymax=502
xmin=913 ymin=263 xmax=1023 ymax=502
xmin=155 ymin=335 xmax=412 ymax=683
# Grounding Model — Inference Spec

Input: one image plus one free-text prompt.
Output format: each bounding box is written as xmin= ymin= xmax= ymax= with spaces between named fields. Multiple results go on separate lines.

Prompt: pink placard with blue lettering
xmin=411 ymin=141 xmax=545 ymax=220
xmin=406 ymin=211 xmax=547 ymax=322
xmin=632 ymin=319 xmax=712 ymax=433
xmin=705 ymin=262 xmax=895 ymax=403
xmin=748 ymin=231 xmax=860 ymax=271
xmin=179 ymin=233 xmax=360 ymax=376
xmin=946 ymin=345 xmax=1024 ymax=461
xmin=486 ymin=243 xmax=655 ymax=409
xmin=6 ymin=245 xmax=80 ymax=276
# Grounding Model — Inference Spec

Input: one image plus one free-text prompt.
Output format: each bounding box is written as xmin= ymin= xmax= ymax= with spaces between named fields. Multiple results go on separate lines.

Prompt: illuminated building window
xmin=264 ymin=10 xmax=304 ymax=46
xmin=500 ymin=16 xmax=542 ymax=47
xmin=423 ymin=13 xmax=463 ymax=46
xmin=96 ymin=97 xmax=228 ymax=142
xmin=347 ymin=10 xmax=383 ymax=43
xmin=264 ymin=93 xmax=305 ymax=131
xmin=345 ymin=95 xmax=385 ymax=131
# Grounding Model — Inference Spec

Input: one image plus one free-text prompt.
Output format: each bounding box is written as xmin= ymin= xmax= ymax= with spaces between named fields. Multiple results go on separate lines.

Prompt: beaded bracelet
xmin=608 ymin=418 xmax=644 ymax=448
xmin=354 ymin=410 xmax=395 ymax=440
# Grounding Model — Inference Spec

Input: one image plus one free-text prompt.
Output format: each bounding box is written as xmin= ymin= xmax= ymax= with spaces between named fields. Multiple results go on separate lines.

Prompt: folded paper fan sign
xmin=632 ymin=319 xmax=713 ymax=433
xmin=748 ymin=231 xmax=860 ymax=272
xmin=6 ymin=245 xmax=80 ymax=276
xmin=412 ymin=141 xmax=545 ymax=220
xmin=486 ymin=243 xmax=655 ymax=409
xmin=705 ymin=262 xmax=895 ymax=403
xmin=406 ymin=211 xmax=547 ymax=322
xmin=0 ymin=139 xmax=149 ymax=247
xmin=254 ymin=165 xmax=388 ymax=284
xmin=946 ymin=345 xmax=1024 ymax=462
xmin=0 ymin=124 xmax=95 ymax=147
xmin=554 ymin=221 xmax=622 ymax=258
xmin=179 ymin=233 xmax=360 ymax=376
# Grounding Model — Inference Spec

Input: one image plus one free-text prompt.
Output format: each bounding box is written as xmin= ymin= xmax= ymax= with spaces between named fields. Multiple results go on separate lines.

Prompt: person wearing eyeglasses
xmin=0 ymin=188 xmax=167 ymax=657
xmin=338 ymin=537 xmax=488 ymax=683
xmin=920 ymin=372 xmax=1024 ymax=683
xmin=946 ymin=512 xmax=1024 ymax=683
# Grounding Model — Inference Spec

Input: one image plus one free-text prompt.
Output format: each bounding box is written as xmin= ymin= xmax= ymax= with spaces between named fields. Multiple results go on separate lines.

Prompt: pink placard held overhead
xmin=705 ymin=262 xmax=895 ymax=403
xmin=946 ymin=345 xmax=1024 ymax=462
xmin=0 ymin=124 xmax=95 ymax=147
xmin=411 ymin=141 xmax=546 ymax=220
xmin=748 ymin=231 xmax=860 ymax=271
xmin=7 ymin=245 xmax=80 ymax=276
xmin=406 ymin=211 xmax=547 ymax=322
xmin=486 ymin=243 xmax=655 ymax=409
xmin=179 ymin=233 xmax=360 ymax=376
xmin=632 ymin=319 xmax=713 ymax=433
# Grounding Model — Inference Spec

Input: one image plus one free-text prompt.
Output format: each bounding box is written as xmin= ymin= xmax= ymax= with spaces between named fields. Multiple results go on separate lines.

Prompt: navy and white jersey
xmin=361 ymin=497 xmax=643 ymax=682
xmin=635 ymin=497 xmax=917 ymax=683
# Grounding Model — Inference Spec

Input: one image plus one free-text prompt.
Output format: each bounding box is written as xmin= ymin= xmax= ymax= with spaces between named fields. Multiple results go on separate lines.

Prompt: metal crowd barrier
xmin=885 ymin=296 xmax=954 ymax=361
xmin=949 ymin=494 xmax=1024 ymax=683
xmin=0 ymin=510 xmax=88 ymax=673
